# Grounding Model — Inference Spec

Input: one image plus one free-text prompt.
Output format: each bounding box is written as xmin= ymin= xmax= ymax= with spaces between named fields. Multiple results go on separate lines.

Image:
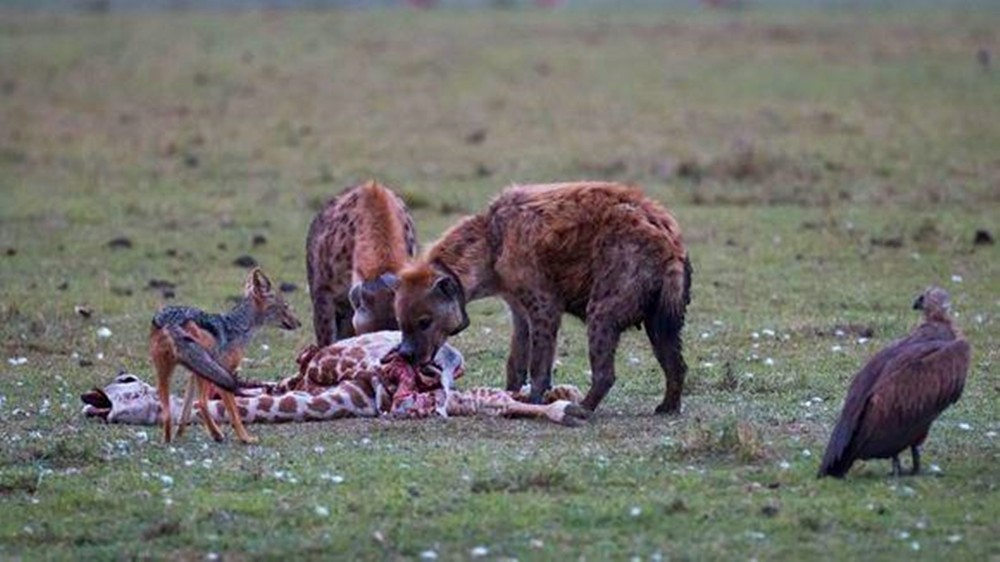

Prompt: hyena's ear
xmin=348 ymin=283 xmax=365 ymax=310
xmin=433 ymin=275 xmax=469 ymax=336
xmin=432 ymin=275 xmax=462 ymax=301
xmin=245 ymin=267 xmax=274 ymax=297
xmin=378 ymin=272 xmax=400 ymax=291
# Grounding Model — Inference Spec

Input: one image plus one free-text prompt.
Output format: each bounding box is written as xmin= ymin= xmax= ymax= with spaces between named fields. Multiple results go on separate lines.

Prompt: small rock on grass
xmin=233 ymin=255 xmax=257 ymax=268
xmin=106 ymin=237 xmax=133 ymax=250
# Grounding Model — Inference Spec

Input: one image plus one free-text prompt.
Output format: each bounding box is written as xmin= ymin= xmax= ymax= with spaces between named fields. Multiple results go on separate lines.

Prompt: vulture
xmin=818 ymin=287 xmax=971 ymax=478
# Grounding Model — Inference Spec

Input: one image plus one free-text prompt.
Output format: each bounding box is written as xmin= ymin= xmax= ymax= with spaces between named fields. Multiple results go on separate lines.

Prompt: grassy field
xmin=1 ymin=6 xmax=998 ymax=560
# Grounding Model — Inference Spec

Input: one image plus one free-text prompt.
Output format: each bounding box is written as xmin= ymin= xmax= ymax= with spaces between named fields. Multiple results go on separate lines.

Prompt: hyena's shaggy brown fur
xmin=306 ymin=180 xmax=417 ymax=346
xmin=394 ymin=182 xmax=692 ymax=414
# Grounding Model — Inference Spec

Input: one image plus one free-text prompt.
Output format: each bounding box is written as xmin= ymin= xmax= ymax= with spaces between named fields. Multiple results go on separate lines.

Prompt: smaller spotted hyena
xmin=306 ymin=180 xmax=417 ymax=346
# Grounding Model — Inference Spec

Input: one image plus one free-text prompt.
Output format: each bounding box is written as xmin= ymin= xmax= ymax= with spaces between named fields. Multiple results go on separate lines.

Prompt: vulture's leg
xmin=910 ymin=446 xmax=921 ymax=476
xmin=891 ymin=455 xmax=902 ymax=477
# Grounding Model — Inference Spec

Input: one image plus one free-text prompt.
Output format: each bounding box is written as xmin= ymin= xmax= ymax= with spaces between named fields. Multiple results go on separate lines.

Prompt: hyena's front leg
xmin=504 ymin=299 xmax=531 ymax=392
xmin=520 ymin=294 xmax=562 ymax=404
xmin=310 ymin=286 xmax=339 ymax=346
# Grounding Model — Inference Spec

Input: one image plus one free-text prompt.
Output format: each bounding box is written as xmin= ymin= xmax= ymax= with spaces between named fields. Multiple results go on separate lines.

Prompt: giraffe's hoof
xmin=240 ymin=435 xmax=259 ymax=445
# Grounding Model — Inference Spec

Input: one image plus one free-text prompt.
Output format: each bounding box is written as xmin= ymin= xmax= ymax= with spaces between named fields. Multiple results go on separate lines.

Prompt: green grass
xmin=1 ymin=6 xmax=998 ymax=560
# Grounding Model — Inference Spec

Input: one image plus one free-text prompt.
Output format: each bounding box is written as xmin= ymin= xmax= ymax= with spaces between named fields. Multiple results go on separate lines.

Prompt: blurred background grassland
xmin=0 ymin=2 xmax=997 ymax=560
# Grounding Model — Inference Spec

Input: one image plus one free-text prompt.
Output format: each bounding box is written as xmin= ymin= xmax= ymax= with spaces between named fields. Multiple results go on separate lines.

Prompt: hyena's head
xmin=393 ymin=263 xmax=469 ymax=366
xmin=245 ymin=268 xmax=301 ymax=331
xmin=349 ymin=273 xmax=401 ymax=335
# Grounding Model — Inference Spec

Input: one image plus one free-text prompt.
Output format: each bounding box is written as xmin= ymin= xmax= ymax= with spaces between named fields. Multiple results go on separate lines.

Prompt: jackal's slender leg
xmin=219 ymin=390 xmax=258 ymax=444
xmin=151 ymin=341 xmax=176 ymax=444
xmin=174 ymin=376 xmax=197 ymax=439
xmin=197 ymin=378 xmax=226 ymax=442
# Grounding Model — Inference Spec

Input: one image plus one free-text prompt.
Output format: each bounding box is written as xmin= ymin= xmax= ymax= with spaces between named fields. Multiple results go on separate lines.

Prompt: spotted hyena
xmin=393 ymin=182 xmax=692 ymax=414
xmin=306 ymin=180 xmax=417 ymax=346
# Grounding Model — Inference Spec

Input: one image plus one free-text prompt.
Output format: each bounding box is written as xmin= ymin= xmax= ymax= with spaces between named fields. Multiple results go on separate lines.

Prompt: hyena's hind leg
xmin=580 ymin=250 xmax=650 ymax=412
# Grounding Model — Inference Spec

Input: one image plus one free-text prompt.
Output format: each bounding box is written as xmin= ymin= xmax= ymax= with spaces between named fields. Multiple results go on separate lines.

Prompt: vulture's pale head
xmin=913 ymin=286 xmax=952 ymax=322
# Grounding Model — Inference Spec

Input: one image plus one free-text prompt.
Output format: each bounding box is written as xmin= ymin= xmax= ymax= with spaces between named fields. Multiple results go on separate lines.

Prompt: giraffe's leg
xmin=174 ymin=376 xmax=197 ymax=440
xmin=219 ymin=390 xmax=257 ymax=444
xmin=502 ymin=400 xmax=590 ymax=426
xmin=197 ymin=378 xmax=226 ymax=443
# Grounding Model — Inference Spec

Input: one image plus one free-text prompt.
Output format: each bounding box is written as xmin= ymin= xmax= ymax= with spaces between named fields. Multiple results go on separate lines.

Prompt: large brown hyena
xmin=393 ymin=182 xmax=692 ymax=414
xmin=306 ymin=180 xmax=417 ymax=346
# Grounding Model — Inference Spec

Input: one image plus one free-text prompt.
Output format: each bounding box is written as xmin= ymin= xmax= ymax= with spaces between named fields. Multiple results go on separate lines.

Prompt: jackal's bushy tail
xmin=164 ymin=325 xmax=239 ymax=392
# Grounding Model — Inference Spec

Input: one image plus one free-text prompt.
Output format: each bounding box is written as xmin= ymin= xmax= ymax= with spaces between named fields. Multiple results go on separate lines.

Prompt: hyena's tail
xmin=644 ymin=254 xmax=691 ymax=413
xmin=660 ymin=254 xmax=692 ymax=323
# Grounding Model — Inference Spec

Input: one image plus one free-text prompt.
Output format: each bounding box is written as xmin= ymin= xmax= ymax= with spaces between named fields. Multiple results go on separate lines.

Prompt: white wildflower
xmin=831 ymin=345 xmax=843 ymax=352
xmin=778 ymin=461 xmax=791 ymax=470
xmin=159 ymin=474 xmax=174 ymax=487
xmin=764 ymin=357 xmax=775 ymax=366
xmin=314 ymin=506 xmax=330 ymax=517
xmin=762 ymin=329 xmax=775 ymax=337
xmin=947 ymin=534 xmax=962 ymax=544
xmin=7 ymin=357 xmax=27 ymax=366
xmin=97 ymin=326 xmax=113 ymax=338
xmin=801 ymin=449 xmax=812 ymax=458
xmin=910 ymin=541 xmax=920 ymax=551
xmin=950 ymin=275 xmax=963 ymax=283
xmin=629 ymin=506 xmax=641 ymax=517
xmin=958 ymin=423 xmax=972 ymax=431
xmin=470 ymin=546 xmax=489 ymax=557
xmin=529 ymin=538 xmax=544 ymax=549
xmin=897 ymin=531 xmax=910 ymax=540
xmin=751 ymin=332 xmax=760 ymax=339
xmin=419 ymin=550 xmax=438 ymax=560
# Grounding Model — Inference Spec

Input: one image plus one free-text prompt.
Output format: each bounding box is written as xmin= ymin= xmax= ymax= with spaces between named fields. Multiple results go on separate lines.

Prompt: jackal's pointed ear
xmin=245 ymin=267 xmax=273 ymax=297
